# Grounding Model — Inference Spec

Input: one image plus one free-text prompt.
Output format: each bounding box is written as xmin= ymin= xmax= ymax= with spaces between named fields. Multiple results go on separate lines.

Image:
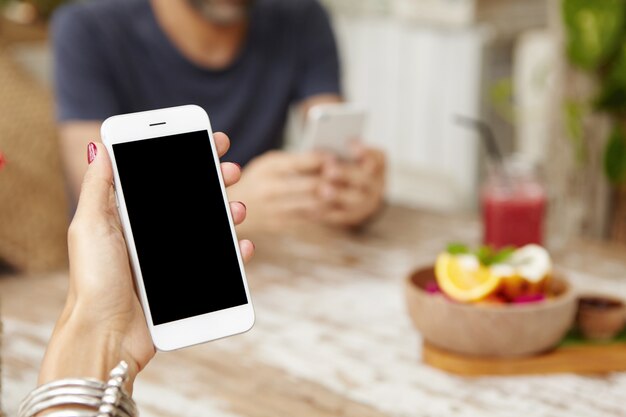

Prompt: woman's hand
xmin=38 ymin=133 xmax=254 ymax=392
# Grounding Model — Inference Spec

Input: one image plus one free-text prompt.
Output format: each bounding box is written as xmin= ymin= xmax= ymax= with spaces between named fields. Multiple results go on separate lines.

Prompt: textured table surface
xmin=3 ymin=206 xmax=626 ymax=417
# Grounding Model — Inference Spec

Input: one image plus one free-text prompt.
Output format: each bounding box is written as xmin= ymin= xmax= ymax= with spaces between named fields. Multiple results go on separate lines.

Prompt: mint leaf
xmin=490 ymin=247 xmax=516 ymax=264
xmin=448 ymin=244 xmax=517 ymax=266
xmin=446 ymin=243 xmax=470 ymax=255
xmin=473 ymin=245 xmax=515 ymax=266
xmin=475 ymin=246 xmax=494 ymax=265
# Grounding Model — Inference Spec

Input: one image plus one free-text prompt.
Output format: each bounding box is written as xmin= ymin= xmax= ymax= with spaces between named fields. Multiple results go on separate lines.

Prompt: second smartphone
xmin=101 ymin=105 xmax=254 ymax=351
xmin=301 ymin=103 xmax=367 ymax=160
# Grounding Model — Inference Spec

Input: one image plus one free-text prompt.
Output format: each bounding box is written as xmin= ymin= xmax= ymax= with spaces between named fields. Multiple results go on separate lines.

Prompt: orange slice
xmin=435 ymin=253 xmax=502 ymax=302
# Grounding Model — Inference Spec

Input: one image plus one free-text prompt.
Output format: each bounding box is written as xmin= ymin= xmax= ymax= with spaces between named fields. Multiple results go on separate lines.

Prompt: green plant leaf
xmin=446 ymin=243 xmax=470 ymax=255
xmin=488 ymin=78 xmax=516 ymax=125
xmin=596 ymin=42 xmax=626 ymax=111
xmin=604 ymin=127 xmax=626 ymax=183
xmin=563 ymin=0 xmax=626 ymax=70
xmin=563 ymin=99 xmax=587 ymax=164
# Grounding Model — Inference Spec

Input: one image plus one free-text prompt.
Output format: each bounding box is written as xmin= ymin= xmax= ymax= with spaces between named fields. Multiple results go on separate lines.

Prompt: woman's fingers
xmin=221 ymin=162 xmax=242 ymax=187
xmin=213 ymin=132 xmax=231 ymax=158
xmin=74 ymin=142 xmax=115 ymax=219
xmin=230 ymin=201 xmax=247 ymax=225
xmin=239 ymin=239 xmax=255 ymax=263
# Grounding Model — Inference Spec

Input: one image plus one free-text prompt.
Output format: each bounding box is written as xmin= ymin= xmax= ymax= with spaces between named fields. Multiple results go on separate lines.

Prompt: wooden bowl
xmin=576 ymin=295 xmax=626 ymax=341
xmin=405 ymin=267 xmax=577 ymax=357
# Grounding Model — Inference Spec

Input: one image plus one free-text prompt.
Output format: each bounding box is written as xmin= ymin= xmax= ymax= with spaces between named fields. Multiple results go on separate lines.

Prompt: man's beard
xmin=187 ymin=0 xmax=254 ymax=25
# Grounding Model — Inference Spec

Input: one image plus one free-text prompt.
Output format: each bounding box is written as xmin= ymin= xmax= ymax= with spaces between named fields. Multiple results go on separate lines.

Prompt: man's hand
xmin=318 ymin=142 xmax=386 ymax=227
xmin=227 ymin=150 xmax=326 ymax=234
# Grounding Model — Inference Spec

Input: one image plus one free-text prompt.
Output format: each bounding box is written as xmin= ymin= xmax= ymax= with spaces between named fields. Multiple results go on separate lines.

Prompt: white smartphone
xmin=301 ymin=103 xmax=367 ymax=160
xmin=101 ymin=105 xmax=254 ymax=351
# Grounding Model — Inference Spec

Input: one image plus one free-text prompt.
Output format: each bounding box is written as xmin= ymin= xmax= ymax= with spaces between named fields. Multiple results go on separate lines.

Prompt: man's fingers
xmin=269 ymin=151 xmax=326 ymax=174
xmin=269 ymin=176 xmax=320 ymax=198
xmin=323 ymin=162 xmax=370 ymax=189
xmin=324 ymin=148 xmax=385 ymax=189
xmin=213 ymin=132 xmax=231 ymax=158
xmin=322 ymin=208 xmax=357 ymax=227
xmin=274 ymin=195 xmax=322 ymax=216
xmin=319 ymin=183 xmax=365 ymax=208
xmin=362 ymin=148 xmax=386 ymax=175
xmin=348 ymin=140 xmax=367 ymax=160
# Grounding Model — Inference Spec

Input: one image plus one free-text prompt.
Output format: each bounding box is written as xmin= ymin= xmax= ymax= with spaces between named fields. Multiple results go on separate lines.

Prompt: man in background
xmin=52 ymin=0 xmax=385 ymax=234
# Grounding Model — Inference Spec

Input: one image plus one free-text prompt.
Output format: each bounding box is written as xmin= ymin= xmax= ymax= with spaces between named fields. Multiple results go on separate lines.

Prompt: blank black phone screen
xmin=113 ymin=130 xmax=248 ymax=326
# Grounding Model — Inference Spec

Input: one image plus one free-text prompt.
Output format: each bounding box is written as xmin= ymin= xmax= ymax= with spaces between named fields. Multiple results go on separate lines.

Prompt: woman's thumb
xmin=75 ymin=142 xmax=115 ymax=217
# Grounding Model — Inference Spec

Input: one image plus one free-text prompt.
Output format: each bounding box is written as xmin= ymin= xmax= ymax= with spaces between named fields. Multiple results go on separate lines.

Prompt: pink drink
xmin=482 ymin=173 xmax=546 ymax=249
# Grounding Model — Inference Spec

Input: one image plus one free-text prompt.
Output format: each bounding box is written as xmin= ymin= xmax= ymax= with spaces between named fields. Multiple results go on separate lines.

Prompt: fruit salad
xmin=433 ymin=243 xmax=553 ymax=304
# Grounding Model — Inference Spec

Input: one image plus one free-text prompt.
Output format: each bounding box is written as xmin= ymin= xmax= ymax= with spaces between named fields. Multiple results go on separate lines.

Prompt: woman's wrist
xmin=23 ymin=360 xmax=137 ymax=417
xmin=38 ymin=305 xmax=139 ymax=393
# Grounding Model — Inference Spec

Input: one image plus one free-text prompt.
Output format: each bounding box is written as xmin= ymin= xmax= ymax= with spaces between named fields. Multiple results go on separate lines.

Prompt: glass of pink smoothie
xmin=481 ymin=158 xmax=546 ymax=249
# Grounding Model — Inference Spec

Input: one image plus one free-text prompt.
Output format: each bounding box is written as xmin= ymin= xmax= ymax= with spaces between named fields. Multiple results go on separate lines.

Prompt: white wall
xmin=329 ymin=15 xmax=487 ymax=211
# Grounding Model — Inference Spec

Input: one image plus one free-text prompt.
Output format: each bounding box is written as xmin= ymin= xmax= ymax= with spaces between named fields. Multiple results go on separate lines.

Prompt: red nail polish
xmin=87 ymin=142 xmax=98 ymax=164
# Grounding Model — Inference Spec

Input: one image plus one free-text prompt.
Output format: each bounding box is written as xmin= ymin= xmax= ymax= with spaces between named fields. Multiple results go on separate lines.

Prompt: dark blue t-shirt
xmin=51 ymin=0 xmax=341 ymax=165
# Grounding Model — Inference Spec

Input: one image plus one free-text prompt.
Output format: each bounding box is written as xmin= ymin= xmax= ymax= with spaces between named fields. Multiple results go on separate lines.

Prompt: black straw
xmin=455 ymin=115 xmax=505 ymax=164
xmin=455 ymin=115 xmax=512 ymax=187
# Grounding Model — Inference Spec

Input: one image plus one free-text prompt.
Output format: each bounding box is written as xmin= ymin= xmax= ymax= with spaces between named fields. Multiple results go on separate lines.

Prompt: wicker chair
xmin=0 ymin=43 xmax=68 ymax=273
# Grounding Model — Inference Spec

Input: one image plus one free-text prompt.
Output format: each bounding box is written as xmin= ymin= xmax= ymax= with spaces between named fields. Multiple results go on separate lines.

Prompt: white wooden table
xmin=3 ymin=206 xmax=626 ymax=417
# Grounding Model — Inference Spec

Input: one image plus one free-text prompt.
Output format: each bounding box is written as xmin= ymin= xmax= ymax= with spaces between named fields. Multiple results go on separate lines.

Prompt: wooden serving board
xmin=423 ymin=340 xmax=626 ymax=376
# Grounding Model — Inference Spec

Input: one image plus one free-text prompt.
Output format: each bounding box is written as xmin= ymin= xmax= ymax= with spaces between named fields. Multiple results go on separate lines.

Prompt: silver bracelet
xmin=18 ymin=361 xmax=137 ymax=417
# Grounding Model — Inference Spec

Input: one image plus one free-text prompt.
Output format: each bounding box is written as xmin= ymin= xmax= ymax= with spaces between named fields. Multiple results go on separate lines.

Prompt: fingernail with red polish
xmin=87 ymin=142 xmax=98 ymax=164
